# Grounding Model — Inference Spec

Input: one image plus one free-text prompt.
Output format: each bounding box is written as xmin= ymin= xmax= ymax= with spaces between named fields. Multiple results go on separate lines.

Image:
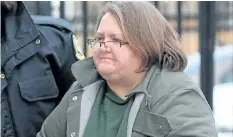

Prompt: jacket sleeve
xmin=152 ymin=89 xmax=218 ymax=137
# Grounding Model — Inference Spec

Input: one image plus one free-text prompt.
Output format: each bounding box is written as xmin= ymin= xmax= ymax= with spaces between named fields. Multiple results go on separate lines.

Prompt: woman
xmin=37 ymin=1 xmax=218 ymax=137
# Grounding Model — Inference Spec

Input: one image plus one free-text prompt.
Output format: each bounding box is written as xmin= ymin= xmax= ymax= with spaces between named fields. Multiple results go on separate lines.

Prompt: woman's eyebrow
xmin=109 ymin=33 xmax=124 ymax=39
xmin=96 ymin=32 xmax=124 ymax=39
xmin=96 ymin=32 xmax=104 ymax=37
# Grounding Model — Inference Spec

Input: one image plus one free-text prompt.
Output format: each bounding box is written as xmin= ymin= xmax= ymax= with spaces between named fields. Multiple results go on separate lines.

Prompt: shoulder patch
xmin=72 ymin=35 xmax=85 ymax=60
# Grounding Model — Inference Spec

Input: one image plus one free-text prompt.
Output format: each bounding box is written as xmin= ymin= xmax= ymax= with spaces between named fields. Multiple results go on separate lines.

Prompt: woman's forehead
xmin=98 ymin=13 xmax=122 ymax=30
xmin=97 ymin=25 xmax=122 ymax=34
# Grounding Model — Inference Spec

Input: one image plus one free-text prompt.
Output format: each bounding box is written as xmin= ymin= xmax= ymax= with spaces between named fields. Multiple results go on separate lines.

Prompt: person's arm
xmin=36 ymin=81 xmax=81 ymax=137
xmin=152 ymin=89 xmax=218 ymax=137
xmin=51 ymin=33 xmax=80 ymax=103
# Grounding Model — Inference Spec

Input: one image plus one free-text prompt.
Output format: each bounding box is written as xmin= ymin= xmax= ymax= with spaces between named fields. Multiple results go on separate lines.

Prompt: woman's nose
xmin=100 ymin=42 xmax=111 ymax=52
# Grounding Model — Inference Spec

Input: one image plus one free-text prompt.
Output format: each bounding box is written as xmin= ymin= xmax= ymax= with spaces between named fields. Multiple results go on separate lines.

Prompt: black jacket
xmin=1 ymin=2 xmax=79 ymax=137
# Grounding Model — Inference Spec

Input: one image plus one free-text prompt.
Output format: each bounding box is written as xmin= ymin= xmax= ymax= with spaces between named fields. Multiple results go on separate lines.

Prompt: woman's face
xmin=93 ymin=12 xmax=143 ymax=82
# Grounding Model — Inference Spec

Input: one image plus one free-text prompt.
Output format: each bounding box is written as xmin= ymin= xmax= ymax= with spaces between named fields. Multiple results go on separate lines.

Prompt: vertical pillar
xmin=199 ymin=1 xmax=216 ymax=110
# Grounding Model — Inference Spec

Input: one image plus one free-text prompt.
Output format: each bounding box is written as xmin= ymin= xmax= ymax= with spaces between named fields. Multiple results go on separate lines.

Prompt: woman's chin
xmin=97 ymin=65 xmax=116 ymax=76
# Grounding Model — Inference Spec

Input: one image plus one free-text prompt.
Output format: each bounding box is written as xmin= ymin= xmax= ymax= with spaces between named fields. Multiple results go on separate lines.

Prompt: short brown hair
xmin=96 ymin=1 xmax=187 ymax=72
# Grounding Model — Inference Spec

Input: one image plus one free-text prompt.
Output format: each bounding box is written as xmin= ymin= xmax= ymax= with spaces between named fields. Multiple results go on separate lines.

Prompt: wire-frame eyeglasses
xmin=87 ymin=39 xmax=129 ymax=48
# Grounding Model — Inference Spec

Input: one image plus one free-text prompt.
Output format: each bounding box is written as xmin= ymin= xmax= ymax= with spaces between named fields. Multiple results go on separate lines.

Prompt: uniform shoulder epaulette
xmin=31 ymin=15 xmax=73 ymax=32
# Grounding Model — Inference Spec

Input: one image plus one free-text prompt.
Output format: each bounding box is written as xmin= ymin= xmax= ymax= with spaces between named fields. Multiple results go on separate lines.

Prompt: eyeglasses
xmin=87 ymin=39 xmax=129 ymax=48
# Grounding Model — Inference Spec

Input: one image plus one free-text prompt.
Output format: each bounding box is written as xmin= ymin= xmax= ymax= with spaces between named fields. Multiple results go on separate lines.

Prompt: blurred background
xmin=24 ymin=1 xmax=233 ymax=137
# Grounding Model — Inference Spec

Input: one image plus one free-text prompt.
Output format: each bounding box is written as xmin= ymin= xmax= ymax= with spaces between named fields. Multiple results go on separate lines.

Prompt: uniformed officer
xmin=1 ymin=1 xmax=85 ymax=137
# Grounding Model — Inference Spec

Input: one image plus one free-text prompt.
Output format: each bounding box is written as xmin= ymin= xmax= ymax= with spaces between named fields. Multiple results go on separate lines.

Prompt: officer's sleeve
xmin=36 ymin=81 xmax=80 ymax=137
xmin=152 ymin=89 xmax=218 ymax=137
xmin=36 ymin=90 xmax=68 ymax=137
xmin=50 ymin=32 xmax=84 ymax=103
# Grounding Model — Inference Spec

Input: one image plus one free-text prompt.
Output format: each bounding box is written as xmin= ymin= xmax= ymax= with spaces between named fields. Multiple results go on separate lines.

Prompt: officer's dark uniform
xmin=1 ymin=2 xmax=81 ymax=137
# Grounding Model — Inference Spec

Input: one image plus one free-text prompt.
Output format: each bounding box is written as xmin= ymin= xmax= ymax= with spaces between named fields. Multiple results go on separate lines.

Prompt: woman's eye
xmin=96 ymin=37 xmax=104 ymax=41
